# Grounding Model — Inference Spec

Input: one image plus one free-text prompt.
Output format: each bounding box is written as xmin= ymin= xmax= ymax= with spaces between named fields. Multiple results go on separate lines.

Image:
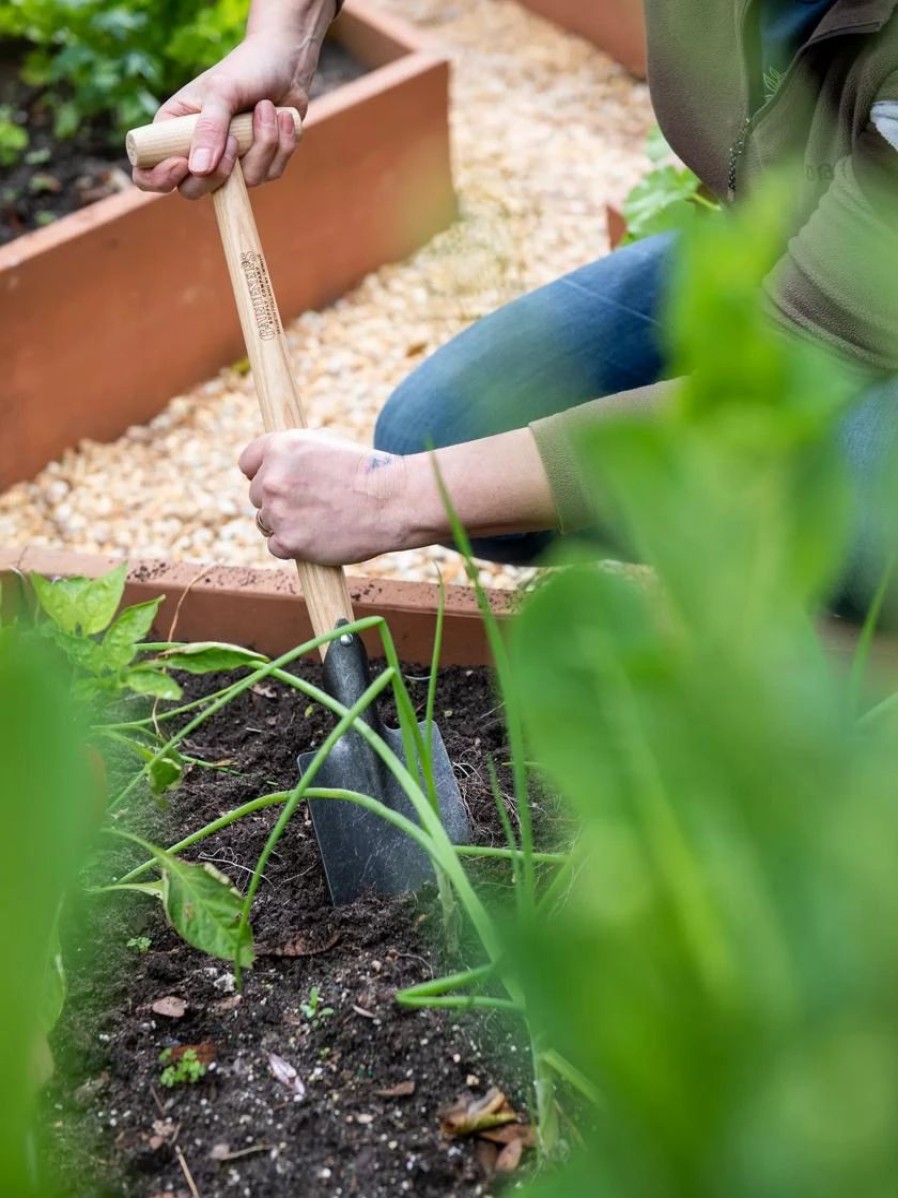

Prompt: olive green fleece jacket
xmin=531 ymin=0 xmax=898 ymax=532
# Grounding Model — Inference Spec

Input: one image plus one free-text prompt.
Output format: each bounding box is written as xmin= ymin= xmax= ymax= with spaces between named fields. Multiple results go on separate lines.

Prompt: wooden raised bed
xmin=0 ymin=549 xmax=508 ymax=667
xmin=0 ymin=0 xmax=455 ymax=491
xmin=2 ymin=547 xmax=894 ymax=692
xmin=515 ymin=0 xmax=647 ymax=78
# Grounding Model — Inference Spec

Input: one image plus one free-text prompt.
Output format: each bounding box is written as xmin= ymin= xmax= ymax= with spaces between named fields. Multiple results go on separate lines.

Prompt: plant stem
xmin=113 ymin=791 xmax=290 ymax=884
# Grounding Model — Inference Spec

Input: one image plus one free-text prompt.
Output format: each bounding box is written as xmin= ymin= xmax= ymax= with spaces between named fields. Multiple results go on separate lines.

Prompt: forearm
xmin=247 ymin=0 xmax=340 ymax=41
xmin=401 ymin=428 xmax=558 ymax=545
xmin=240 ymin=426 xmax=557 ymax=568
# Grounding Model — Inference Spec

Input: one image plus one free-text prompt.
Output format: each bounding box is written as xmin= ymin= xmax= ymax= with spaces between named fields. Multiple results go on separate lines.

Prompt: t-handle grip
xmin=126 ymin=108 xmax=303 ymax=169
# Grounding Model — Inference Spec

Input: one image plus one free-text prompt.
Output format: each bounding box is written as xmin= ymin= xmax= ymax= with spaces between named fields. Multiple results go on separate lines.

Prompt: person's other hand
xmin=240 ymin=431 xmax=414 ymax=565
xmin=132 ymin=31 xmax=310 ymax=199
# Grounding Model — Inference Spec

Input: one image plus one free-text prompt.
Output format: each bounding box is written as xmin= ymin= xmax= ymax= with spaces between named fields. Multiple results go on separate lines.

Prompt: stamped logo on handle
xmin=240 ymin=251 xmax=281 ymax=341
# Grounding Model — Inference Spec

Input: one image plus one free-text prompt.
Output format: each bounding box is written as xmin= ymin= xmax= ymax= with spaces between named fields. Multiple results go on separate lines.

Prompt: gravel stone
xmin=0 ymin=0 xmax=654 ymax=590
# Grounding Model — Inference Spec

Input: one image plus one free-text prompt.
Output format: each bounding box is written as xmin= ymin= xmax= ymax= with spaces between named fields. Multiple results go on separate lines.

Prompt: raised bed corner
xmin=514 ymin=0 xmax=647 ymax=78
xmin=0 ymin=0 xmax=455 ymax=490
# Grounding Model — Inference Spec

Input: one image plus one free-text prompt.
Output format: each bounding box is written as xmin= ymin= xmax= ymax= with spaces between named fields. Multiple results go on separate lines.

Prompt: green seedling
xmin=126 ymin=936 xmax=151 ymax=954
xmin=300 ymin=986 xmax=334 ymax=1024
xmin=159 ymin=1047 xmax=207 ymax=1088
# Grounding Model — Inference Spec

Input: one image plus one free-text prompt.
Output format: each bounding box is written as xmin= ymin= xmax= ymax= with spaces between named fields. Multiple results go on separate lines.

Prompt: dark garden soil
xmin=45 ymin=660 xmax=543 ymax=1198
xmin=0 ymin=39 xmax=367 ymax=246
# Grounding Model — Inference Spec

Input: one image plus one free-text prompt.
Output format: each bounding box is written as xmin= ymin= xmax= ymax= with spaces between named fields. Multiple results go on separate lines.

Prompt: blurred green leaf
xmin=0 ymin=631 xmax=93 ymax=1192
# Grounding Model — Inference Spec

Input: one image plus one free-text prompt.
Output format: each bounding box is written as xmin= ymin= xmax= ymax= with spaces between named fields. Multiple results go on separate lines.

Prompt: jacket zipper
xmin=726 ymin=20 xmax=882 ymax=200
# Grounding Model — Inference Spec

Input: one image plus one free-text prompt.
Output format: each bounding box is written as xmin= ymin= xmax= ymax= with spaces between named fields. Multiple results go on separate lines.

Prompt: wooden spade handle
xmin=126 ymin=108 xmax=303 ymax=168
xmin=210 ymin=161 xmax=355 ymax=649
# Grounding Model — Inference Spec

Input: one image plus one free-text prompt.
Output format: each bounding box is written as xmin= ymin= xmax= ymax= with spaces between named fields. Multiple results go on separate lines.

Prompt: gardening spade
xmin=126 ymin=110 xmax=470 ymax=904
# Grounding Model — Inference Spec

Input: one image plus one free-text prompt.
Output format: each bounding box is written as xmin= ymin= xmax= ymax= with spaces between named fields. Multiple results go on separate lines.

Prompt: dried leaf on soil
xmin=374 ymin=1080 xmax=416 ymax=1098
xmin=257 ymin=928 xmax=340 ymax=957
xmin=496 ymin=1137 xmax=524 ymax=1172
xmin=150 ymin=996 xmax=187 ymax=1019
xmin=440 ymin=1087 xmax=519 ymax=1137
xmin=268 ymin=1052 xmax=306 ymax=1101
xmin=210 ymin=994 xmax=242 ymax=1014
xmin=440 ymin=1087 xmax=534 ymax=1175
xmin=480 ymin=1123 xmax=536 ymax=1147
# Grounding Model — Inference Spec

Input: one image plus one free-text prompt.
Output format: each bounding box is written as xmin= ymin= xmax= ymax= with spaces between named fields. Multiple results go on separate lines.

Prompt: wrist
xmin=246 ymin=0 xmax=337 ymax=40
xmin=402 ymin=452 xmax=453 ymax=547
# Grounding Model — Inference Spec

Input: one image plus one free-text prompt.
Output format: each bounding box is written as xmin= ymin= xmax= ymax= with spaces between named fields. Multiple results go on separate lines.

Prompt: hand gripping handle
xmin=126 ymin=108 xmax=303 ymax=168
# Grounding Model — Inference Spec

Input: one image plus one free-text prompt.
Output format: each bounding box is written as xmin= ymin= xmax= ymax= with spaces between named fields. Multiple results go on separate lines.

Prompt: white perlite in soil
xmin=0 ymin=0 xmax=654 ymax=589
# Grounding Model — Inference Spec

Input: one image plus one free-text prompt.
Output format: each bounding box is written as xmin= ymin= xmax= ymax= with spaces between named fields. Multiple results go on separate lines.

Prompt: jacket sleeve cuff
xmin=529 ymin=381 xmax=681 ymax=534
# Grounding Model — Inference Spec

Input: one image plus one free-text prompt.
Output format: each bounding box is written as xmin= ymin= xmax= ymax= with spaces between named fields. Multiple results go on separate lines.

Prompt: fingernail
xmin=190 ymin=148 xmax=212 ymax=173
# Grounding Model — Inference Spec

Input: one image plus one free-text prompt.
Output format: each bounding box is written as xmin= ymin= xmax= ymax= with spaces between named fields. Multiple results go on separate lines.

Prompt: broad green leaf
xmin=161 ymin=858 xmax=254 ymax=967
xmin=622 ymin=166 xmax=710 ymax=244
xmin=126 ymin=667 xmax=183 ymax=701
xmin=623 ymin=196 xmax=703 ymax=245
xmin=103 ymin=598 xmax=163 ymax=670
xmin=124 ymin=738 xmax=186 ymax=795
xmin=149 ymin=754 xmax=183 ymax=795
xmin=30 ymin=564 xmax=127 ymax=636
xmin=154 ymin=642 xmax=268 ymax=675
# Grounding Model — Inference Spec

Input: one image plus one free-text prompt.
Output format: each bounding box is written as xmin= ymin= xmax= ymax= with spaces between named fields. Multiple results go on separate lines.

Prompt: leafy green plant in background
xmin=501 ymin=182 xmax=898 ymax=1197
xmin=0 ymin=103 xmax=29 ymax=166
xmin=0 ymin=0 xmax=249 ymax=139
xmin=621 ymin=125 xmax=720 ymax=244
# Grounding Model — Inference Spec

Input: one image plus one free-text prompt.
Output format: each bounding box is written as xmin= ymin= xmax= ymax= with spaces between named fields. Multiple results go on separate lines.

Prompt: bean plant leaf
xmin=160 ymin=858 xmax=254 ymax=967
xmin=126 ymin=667 xmax=183 ymax=701
xmin=154 ymin=642 xmax=268 ymax=675
xmin=623 ymin=166 xmax=705 ymax=243
xmin=30 ymin=564 xmax=127 ymax=636
xmin=103 ymin=598 xmax=163 ymax=670
xmin=126 ymin=739 xmax=186 ymax=796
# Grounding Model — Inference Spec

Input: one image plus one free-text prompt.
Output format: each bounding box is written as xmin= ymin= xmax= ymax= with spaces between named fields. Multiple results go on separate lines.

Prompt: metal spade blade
xmin=298 ymin=628 xmax=470 ymax=905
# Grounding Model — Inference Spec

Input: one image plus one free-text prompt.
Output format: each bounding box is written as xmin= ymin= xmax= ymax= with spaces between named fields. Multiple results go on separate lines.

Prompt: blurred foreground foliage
xmin=0 ymin=629 xmax=94 ymax=1195
xmin=510 ymin=184 xmax=898 ymax=1195
xmin=0 ymin=0 xmax=249 ymax=138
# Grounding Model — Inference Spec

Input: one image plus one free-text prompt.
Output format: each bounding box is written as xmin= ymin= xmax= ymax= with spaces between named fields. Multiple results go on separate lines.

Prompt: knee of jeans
xmin=374 ymin=354 xmax=476 ymax=457
xmin=373 ymin=391 xmax=421 ymax=456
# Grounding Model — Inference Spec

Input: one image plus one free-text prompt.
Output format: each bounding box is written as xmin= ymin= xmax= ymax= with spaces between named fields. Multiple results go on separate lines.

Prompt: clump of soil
xmin=45 ymin=660 xmax=541 ymax=1198
xmin=0 ymin=40 xmax=366 ymax=245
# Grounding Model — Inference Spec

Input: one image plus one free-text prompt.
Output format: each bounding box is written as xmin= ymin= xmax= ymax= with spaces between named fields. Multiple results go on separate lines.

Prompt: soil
xmin=0 ymin=40 xmax=367 ymax=245
xmin=44 ymin=659 xmax=546 ymax=1198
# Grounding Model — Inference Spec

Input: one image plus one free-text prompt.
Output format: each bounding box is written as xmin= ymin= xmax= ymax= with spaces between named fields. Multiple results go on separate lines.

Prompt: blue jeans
xmin=374 ymin=233 xmax=898 ymax=613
